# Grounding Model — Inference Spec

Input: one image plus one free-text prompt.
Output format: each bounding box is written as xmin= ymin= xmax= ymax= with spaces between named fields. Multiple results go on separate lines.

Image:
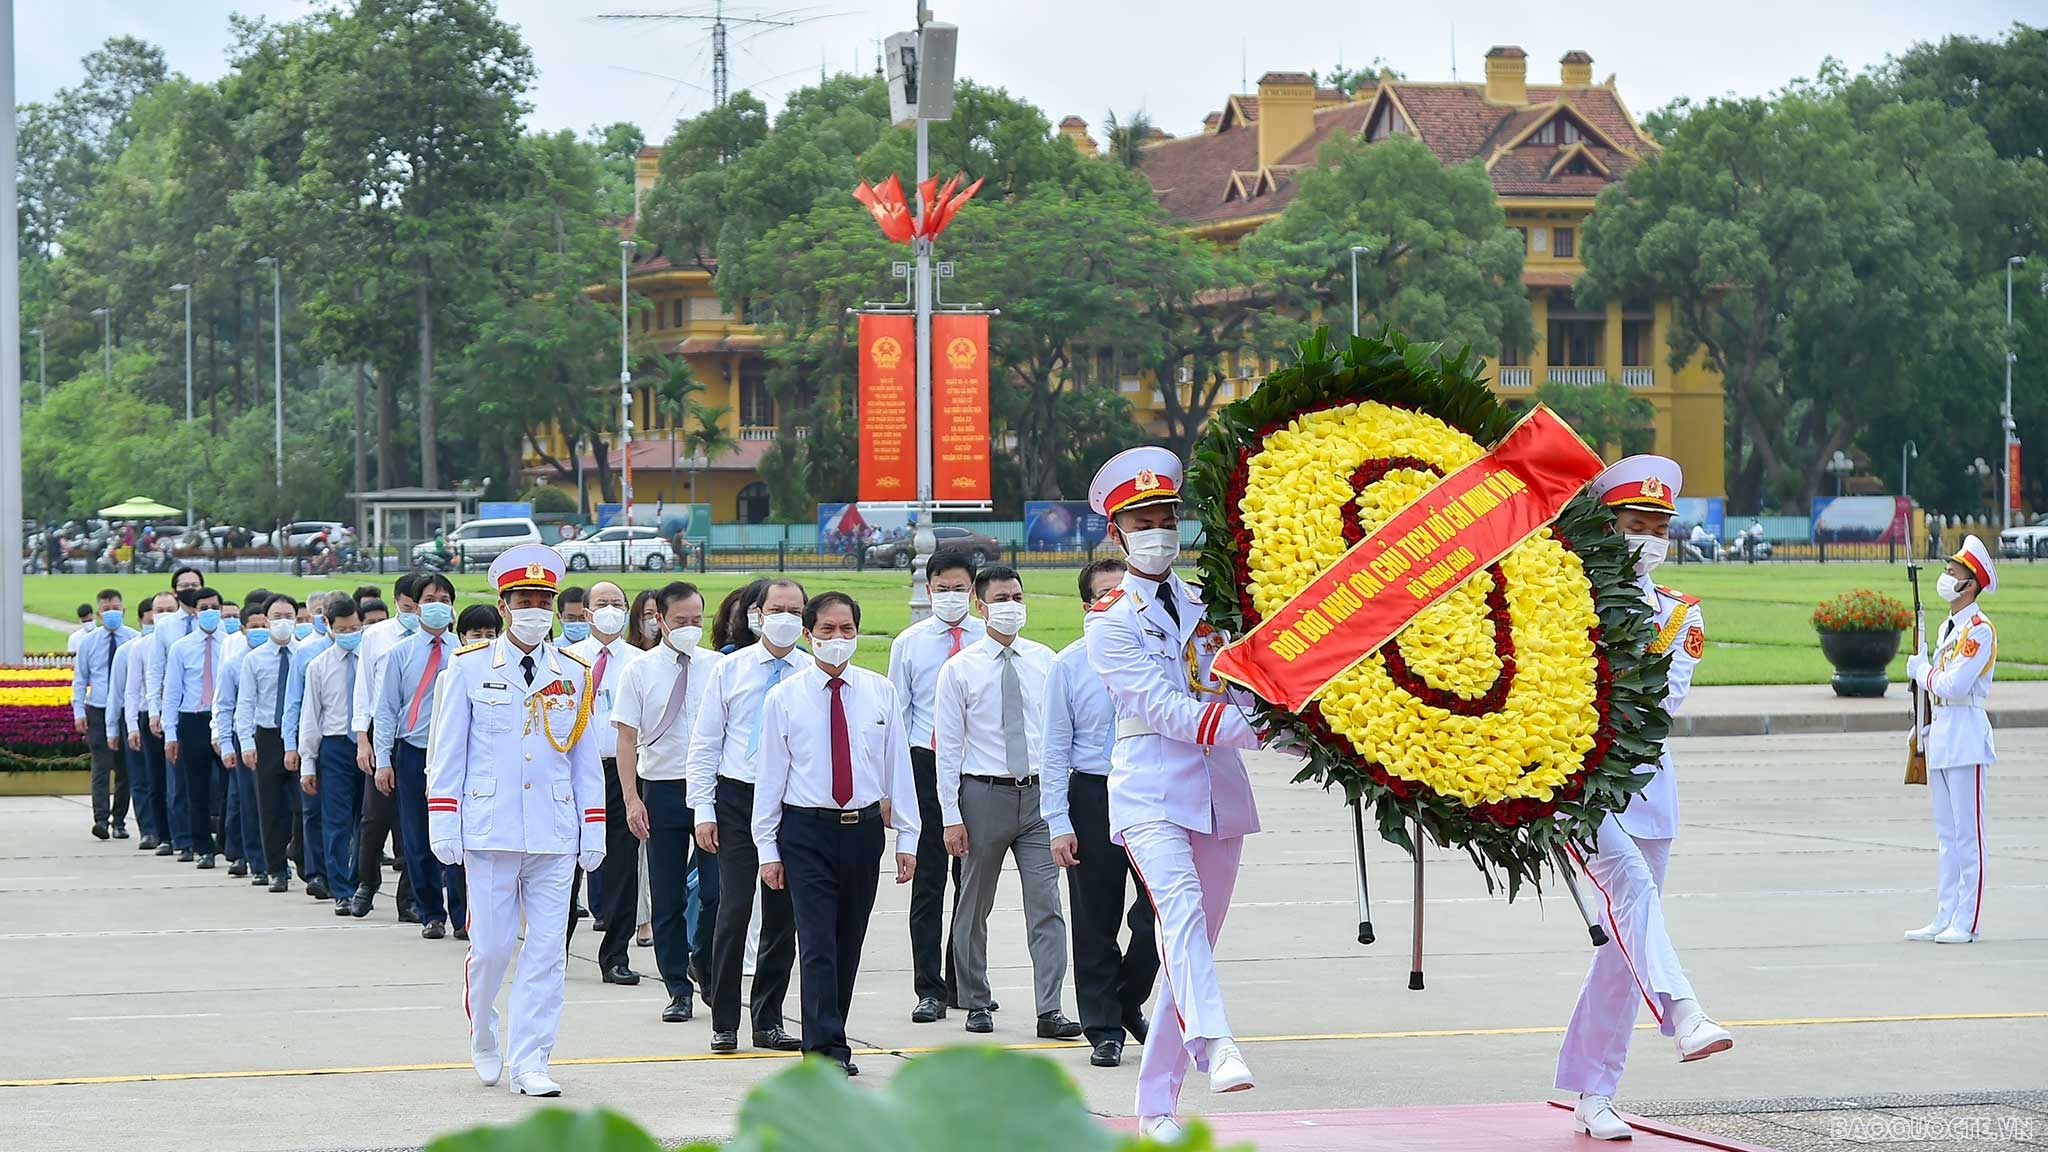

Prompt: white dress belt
xmin=1115 ymin=717 xmax=1157 ymax=740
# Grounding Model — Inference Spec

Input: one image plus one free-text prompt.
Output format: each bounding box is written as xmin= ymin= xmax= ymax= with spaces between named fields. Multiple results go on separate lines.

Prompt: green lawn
xmin=20 ymin=561 xmax=2047 ymax=683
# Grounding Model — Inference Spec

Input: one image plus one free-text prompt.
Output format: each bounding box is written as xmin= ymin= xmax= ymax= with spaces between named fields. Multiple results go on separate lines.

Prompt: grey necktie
xmin=273 ymin=645 xmax=290 ymax=726
xmin=1000 ymin=647 xmax=1029 ymax=779
xmin=644 ymin=651 xmax=693 ymax=745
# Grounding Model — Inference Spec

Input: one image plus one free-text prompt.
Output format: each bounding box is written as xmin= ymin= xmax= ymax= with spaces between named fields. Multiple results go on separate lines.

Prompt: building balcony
xmin=737 ymin=425 xmax=807 ymax=442
xmin=1546 ymin=367 xmax=1608 ymax=386
xmin=1497 ymin=366 xmax=1533 ymax=389
xmin=1621 ymin=367 xmax=1657 ymax=388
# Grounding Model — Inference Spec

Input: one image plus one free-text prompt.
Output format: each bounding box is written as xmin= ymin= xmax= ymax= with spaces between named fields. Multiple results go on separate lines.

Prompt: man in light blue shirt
xmin=374 ymin=573 xmax=467 ymax=938
xmin=240 ymin=593 xmax=305 ymax=892
xmin=213 ymin=594 xmax=267 ymax=876
xmin=109 ymin=599 xmax=156 ymax=846
xmin=126 ymin=591 xmax=180 ymax=852
xmin=283 ymin=591 xmax=340 ymax=898
xmin=72 ymin=589 xmax=138 ymax=840
xmin=161 ymin=587 xmax=229 ymax=868
xmin=146 ymin=568 xmax=207 ymax=857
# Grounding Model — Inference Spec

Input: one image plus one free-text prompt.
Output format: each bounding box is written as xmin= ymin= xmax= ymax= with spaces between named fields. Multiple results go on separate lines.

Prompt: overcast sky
xmin=18 ymin=1 xmax=2042 ymax=143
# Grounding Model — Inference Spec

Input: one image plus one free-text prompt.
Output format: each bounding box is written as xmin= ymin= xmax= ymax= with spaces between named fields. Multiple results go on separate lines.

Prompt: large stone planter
xmin=1817 ymin=629 xmax=1902 ymax=698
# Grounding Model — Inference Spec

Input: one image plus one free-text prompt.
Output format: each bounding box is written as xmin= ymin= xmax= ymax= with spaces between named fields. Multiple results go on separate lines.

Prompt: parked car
xmin=1999 ymin=514 xmax=2048 ymax=558
xmin=255 ymin=521 xmax=349 ymax=554
xmin=410 ymin=517 xmax=543 ymax=566
xmin=864 ymin=525 xmax=1004 ymax=569
xmin=557 ymin=525 xmax=677 ymax=572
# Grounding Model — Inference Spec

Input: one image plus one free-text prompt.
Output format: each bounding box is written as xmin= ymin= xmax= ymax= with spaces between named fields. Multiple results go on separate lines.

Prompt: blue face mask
xmin=295 ymin=622 xmax=315 ymax=640
xmin=398 ymin=610 xmax=421 ymax=633
xmin=197 ymin=609 xmax=223 ymax=634
xmin=314 ymin=617 xmax=329 ymax=636
xmin=141 ymin=622 xmax=155 ymax=636
xmin=560 ymin=620 xmax=591 ymax=644
xmin=333 ymin=631 xmax=364 ymax=652
xmin=418 ymin=602 xmax=455 ymax=631
xmin=101 ymin=609 xmax=124 ymax=631
xmin=247 ymin=628 xmax=268 ymax=648
xmin=224 ymin=617 xmax=242 ymax=635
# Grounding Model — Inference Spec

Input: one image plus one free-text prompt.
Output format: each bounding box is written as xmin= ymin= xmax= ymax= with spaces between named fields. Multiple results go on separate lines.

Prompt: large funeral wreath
xmin=1188 ymin=329 xmax=1672 ymax=895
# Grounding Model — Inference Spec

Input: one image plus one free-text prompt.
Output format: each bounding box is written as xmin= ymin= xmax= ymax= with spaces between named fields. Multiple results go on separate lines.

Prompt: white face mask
xmin=746 ymin=609 xmax=763 ymax=636
xmin=930 ymin=590 xmax=972 ymax=624
xmin=1936 ymin=573 xmax=1966 ymax=603
xmin=639 ymin=616 xmax=662 ymax=641
xmin=665 ymin=625 xmax=703 ymax=653
xmin=985 ymin=600 xmax=1027 ymax=636
xmin=266 ymin=619 xmax=295 ymax=645
xmin=760 ymin=611 xmax=804 ymax=648
xmin=1119 ymin=527 xmax=1180 ymax=575
xmin=812 ymin=636 xmax=858 ymax=668
xmin=507 ymin=607 xmax=555 ymax=646
xmin=591 ymin=606 xmax=628 ymax=637
xmin=1624 ymin=534 xmax=1668 ymax=578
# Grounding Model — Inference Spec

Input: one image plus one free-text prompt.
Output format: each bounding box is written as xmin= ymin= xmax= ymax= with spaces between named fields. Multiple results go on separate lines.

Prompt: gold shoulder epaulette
xmin=455 ymin=640 xmax=490 ymax=656
xmin=558 ymin=646 xmax=591 ymax=668
xmin=1655 ymin=585 xmax=1701 ymax=607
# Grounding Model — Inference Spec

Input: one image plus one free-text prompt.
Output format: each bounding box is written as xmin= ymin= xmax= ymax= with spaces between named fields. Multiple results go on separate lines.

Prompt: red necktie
xmin=947 ymin=626 xmax=963 ymax=656
xmin=592 ymin=645 xmax=611 ymax=694
xmin=828 ymin=676 xmax=853 ymax=807
xmin=405 ymin=635 xmax=443 ymax=731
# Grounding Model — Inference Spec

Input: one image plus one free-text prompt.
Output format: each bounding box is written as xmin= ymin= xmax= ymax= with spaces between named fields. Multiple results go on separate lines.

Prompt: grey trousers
xmin=951 ymin=775 xmax=1068 ymax=1015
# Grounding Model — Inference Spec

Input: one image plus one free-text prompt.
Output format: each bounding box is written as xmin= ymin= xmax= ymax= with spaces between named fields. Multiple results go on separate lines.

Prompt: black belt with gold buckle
xmin=786 ymin=802 xmax=881 ymax=825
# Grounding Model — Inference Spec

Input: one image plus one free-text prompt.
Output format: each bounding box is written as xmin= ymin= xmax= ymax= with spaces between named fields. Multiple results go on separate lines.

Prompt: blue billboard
xmin=1024 ymin=501 xmax=1108 ymax=551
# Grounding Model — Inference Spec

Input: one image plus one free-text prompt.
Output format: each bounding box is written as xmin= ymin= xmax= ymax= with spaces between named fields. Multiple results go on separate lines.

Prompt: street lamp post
xmin=170 ymin=284 xmax=194 ymax=527
xmin=255 ymin=258 xmax=283 ymax=489
xmin=619 ymin=239 xmax=636 ymax=529
xmin=1349 ymin=245 xmax=1369 ymax=338
xmin=25 ymin=325 xmax=41 ymax=400
xmin=1965 ymin=457 xmax=1993 ymax=520
xmin=1826 ymin=450 xmax=1855 ymax=498
xmin=2003 ymin=256 xmax=2024 ymax=531
xmin=89 ymin=307 xmax=111 ymax=387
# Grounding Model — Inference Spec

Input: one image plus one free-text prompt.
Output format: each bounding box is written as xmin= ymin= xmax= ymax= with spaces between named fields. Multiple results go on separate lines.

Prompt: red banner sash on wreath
xmin=1212 ymin=405 xmax=1605 ymax=711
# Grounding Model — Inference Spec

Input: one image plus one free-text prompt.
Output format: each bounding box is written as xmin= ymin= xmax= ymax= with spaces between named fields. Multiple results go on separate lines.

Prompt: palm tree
xmin=1103 ymin=108 xmax=1155 ymax=169
xmin=652 ymin=356 xmax=704 ymax=507
xmin=684 ymin=402 xmax=739 ymax=506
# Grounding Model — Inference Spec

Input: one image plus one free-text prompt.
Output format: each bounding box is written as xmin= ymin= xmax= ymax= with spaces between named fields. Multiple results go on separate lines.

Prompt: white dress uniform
xmin=1083 ymin=447 xmax=1263 ymax=1125
xmin=425 ymin=546 xmax=603 ymax=1095
xmin=1906 ymin=535 xmax=1998 ymax=943
xmin=1556 ymin=456 xmax=1730 ymax=1134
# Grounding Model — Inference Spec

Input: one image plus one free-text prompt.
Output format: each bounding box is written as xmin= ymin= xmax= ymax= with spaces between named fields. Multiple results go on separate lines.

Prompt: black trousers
xmin=1066 ymin=771 xmax=1160 ymax=1045
xmin=597 ymin=759 xmax=640 ymax=971
xmin=908 ymin=746 xmax=962 ymax=1003
xmin=644 ymin=777 xmax=713 ymax=1000
xmin=782 ymin=804 xmax=884 ymax=1065
xmin=174 ymin=712 xmax=222 ymax=855
xmin=353 ymin=744 xmax=414 ymax=912
xmin=86 ymin=706 xmax=129 ymax=828
xmin=711 ymin=776 xmax=795 ymax=1033
xmin=252 ymin=727 xmax=299 ymax=878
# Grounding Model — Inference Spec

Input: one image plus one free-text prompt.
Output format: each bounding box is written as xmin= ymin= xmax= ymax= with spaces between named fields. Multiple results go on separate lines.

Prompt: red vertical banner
xmin=858 ymin=314 xmax=917 ymax=502
xmin=2009 ymin=441 xmax=2023 ymax=519
xmin=931 ymin=314 xmax=992 ymax=502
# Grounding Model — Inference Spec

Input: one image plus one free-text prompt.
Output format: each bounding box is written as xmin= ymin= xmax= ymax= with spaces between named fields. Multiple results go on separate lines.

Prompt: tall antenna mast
xmin=597 ymin=3 xmax=831 ymax=106
xmin=1449 ymin=3 xmax=1458 ymax=80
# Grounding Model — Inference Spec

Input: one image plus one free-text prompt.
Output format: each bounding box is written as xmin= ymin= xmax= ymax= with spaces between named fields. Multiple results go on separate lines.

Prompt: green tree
xmin=1534 ymin=381 xmax=1656 ymax=458
xmin=1102 ymin=109 xmax=1153 ymax=169
xmin=1887 ymin=23 xmax=2048 ymax=164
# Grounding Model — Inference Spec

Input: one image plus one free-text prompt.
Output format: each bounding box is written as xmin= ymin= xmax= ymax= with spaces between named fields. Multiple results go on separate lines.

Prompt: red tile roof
xmin=522 ymin=436 xmax=774 ymax=479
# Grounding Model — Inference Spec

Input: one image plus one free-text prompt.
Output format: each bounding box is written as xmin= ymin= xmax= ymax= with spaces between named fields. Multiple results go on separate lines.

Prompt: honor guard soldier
xmin=1905 ymin=535 xmax=1998 ymax=944
xmin=425 ymin=545 xmax=605 ymax=1098
xmin=1084 ymin=447 xmax=1262 ymax=1143
xmin=1557 ymin=456 xmax=1733 ymax=1141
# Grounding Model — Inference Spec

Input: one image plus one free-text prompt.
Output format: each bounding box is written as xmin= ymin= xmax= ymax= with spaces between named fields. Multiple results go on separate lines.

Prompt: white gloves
xmin=579 ymin=850 xmax=604 ymax=874
xmin=431 ymin=840 xmax=461 ymax=867
xmin=1906 ymin=653 xmax=1930 ymax=685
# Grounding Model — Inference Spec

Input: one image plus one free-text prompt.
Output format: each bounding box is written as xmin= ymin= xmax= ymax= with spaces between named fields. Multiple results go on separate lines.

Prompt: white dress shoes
xmin=1935 ymin=926 xmax=1977 ymax=944
xmin=1208 ymin=1039 xmax=1255 ymax=1093
xmin=1573 ymin=1094 xmax=1634 ymax=1140
xmin=1674 ymin=1013 xmax=1734 ymax=1062
xmin=471 ymin=1047 xmax=504 ymax=1087
xmin=1139 ymin=1115 xmax=1184 ymax=1143
xmin=510 ymin=1070 xmax=562 ymax=1097
xmin=1903 ymin=922 xmax=1945 ymax=942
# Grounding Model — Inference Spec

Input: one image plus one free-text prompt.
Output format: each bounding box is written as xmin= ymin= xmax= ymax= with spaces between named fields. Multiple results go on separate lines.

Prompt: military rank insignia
xmin=1684 ymin=626 xmax=1705 ymax=659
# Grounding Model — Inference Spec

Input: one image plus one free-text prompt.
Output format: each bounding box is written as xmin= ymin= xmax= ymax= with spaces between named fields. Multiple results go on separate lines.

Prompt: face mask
xmin=746 ymin=609 xmax=763 ymax=636
xmin=313 ymin=617 xmax=329 ymax=636
xmin=223 ymin=617 xmax=242 ymax=635
xmin=295 ymin=622 xmax=315 ymax=641
xmin=333 ymin=631 xmax=363 ymax=652
xmin=1624 ymin=534 xmax=1668 ymax=578
xmin=267 ymin=619 xmax=295 ymax=645
xmin=196 ymin=608 xmax=222 ymax=633
xmin=760 ymin=611 xmax=804 ymax=648
xmin=178 ymin=588 xmax=203 ymax=609
xmin=560 ymin=620 xmax=591 ymax=644
xmin=1936 ymin=573 xmax=1966 ymax=603
xmin=985 ymin=601 xmax=1027 ymax=636
xmin=639 ymin=616 xmax=662 ymax=641
xmin=1119 ymin=527 xmax=1181 ymax=574
xmin=508 ymin=607 xmax=555 ymax=646
xmin=397 ymin=610 xmax=421 ymax=633
xmin=247 ymin=628 xmax=267 ymax=648
xmin=418 ymin=602 xmax=455 ymax=631
xmin=101 ymin=609 xmax=124 ymax=631
xmin=591 ymin=606 xmax=628 ymax=637
xmin=812 ymin=636 xmax=858 ymax=667
xmin=141 ymin=622 xmax=155 ymax=636
xmin=665 ymin=625 xmax=703 ymax=653
xmin=931 ymin=590 xmax=972 ymax=624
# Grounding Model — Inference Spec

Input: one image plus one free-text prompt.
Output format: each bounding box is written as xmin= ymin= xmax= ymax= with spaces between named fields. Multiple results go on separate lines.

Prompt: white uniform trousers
xmin=1929 ymin=764 xmax=1987 ymax=935
xmin=1555 ymin=814 xmax=1696 ymax=1098
xmin=1121 ymin=819 xmax=1242 ymax=1118
xmin=463 ymin=849 xmax=575 ymax=1076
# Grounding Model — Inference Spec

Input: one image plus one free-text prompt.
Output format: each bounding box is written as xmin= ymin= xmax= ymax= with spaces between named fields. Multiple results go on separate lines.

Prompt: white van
xmin=411 ymin=517 xmax=543 ymax=566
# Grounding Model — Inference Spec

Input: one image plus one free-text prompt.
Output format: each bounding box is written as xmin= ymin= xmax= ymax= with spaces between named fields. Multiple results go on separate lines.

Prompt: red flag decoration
xmin=857 ymin=314 xmax=918 ymax=501
xmin=924 ymin=176 xmax=983 ymax=239
xmin=852 ymin=172 xmax=982 ymax=244
xmin=852 ymin=175 xmax=915 ymax=244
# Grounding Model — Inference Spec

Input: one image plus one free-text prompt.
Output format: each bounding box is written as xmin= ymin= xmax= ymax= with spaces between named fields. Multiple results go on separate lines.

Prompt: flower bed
xmin=1811 ymin=590 xmax=1914 ymax=633
xmin=1189 ymin=329 xmax=1670 ymax=895
xmin=1 ymin=668 xmax=90 ymax=772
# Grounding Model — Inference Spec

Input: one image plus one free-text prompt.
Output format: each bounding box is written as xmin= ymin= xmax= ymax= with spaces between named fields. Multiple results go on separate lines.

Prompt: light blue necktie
xmin=746 ymin=656 xmax=785 ymax=759
xmin=343 ymin=651 xmax=357 ymax=712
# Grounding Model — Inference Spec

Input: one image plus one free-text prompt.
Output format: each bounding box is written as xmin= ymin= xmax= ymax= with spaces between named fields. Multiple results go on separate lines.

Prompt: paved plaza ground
xmin=3 ymin=731 xmax=2043 ymax=1150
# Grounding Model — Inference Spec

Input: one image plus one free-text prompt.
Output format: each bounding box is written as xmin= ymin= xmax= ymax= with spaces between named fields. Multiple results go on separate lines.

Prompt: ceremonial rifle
xmin=1905 ymin=564 xmax=1929 ymax=786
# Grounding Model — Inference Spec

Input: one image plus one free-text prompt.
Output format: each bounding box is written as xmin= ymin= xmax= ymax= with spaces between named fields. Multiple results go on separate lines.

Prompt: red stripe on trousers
xmin=1122 ymin=845 xmax=1187 ymax=1034
xmin=1568 ymin=845 xmax=1664 ymax=1026
xmin=1971 ymin=765 xmax=1986 ymax=933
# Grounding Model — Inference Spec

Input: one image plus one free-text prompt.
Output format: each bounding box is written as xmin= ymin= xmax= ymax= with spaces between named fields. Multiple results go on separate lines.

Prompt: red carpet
xmin=1107 ymin=1102 xmax=1778 ymax=1150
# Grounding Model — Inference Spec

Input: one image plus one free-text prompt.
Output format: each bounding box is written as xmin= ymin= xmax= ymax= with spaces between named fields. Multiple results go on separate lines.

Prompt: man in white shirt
xmin=1043 ymin=558 xmax=1156 ymax=1067
xmin=298 ymin=597 xmax=366 ymax=913
xmin=754 ymin=591 xmax=918 ymax=1076
xmin=886 ymin=553 xmax=985 ymax=1021
xmin=147 ymin=569 xmax=207 ymax=856
xmin=687 ymin=578 xmax=808 ymax=1054
xmin=72 ymin=589 xmax=137 ymax=840
xmin=618 ymin=580 xmax=721 ymax=1023
xmin=350 ymin=573 xmax=423 ymax=921
xmin=936 ymin=565 xmax=1080 ymax=1040
xmin=128 ymin=591 xmax=180 ymax=854
xmin=238 ymin=594 xmax=306 ymax=893
xmin=567 ymin=580 xmax=645 ymax=985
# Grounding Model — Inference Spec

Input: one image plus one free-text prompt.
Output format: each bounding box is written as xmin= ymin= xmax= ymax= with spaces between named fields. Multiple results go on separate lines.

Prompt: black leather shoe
xmin=602 ymin=965 xmax=640 ymax=986
xmin=157 ymin=843 xmax=176 ymax=856
xmin=662 ymin=996 xmax=693 ymax=1023
xmin=268 ymin=874 xmax=290 ymax=893
xmin=348 ymin=894 xmax=373 ymax=918
xmin=334 ymin=899 xmax=353 ymax=916
xmin=397 ymin=904 xmax=421 ymax=924
xmin=710 ymin=1030 xmax=739 ymax=1053
xmin=1123 ymin=1009 xmax=1150 ymax=1045
xmin=251 ymin=873 xmax=270 ymax=886
xmin=965 ymin=1009 xmax=994 ymax=1034
xmin=196 ymin=854 xmax=216 ymax=869
xmin=1037 ymin=1011 xmax=1084 ymax=1039
xmin=228 ymin=861 xmax=248 ymax=877
xmin=112 ymin=825 xmax=129 ymax=839
xmin=177 ymin=849 xmax=195 ymax=862
xmin=911 ymin=996 xmax=947 ymax=1024
xmin=92 ymin=823 xmax=109 ymax=840
xmin=1090 ymin=1039 xmax=1125 ymax=1067
xmin=422 ymin=921 xmax=446 ymax=940
xmin=139 ymin=837 xmax=158 ymax=850
xmin=306 ymin=877 xmax=330 ymax=900
xmin=752 ymin=1027 xmax=801 ymax=1051
xmin=843 ymin=1060 xmax=860 ymax=1077
xmin=453 ymin=926 xmax=469 ymax=941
